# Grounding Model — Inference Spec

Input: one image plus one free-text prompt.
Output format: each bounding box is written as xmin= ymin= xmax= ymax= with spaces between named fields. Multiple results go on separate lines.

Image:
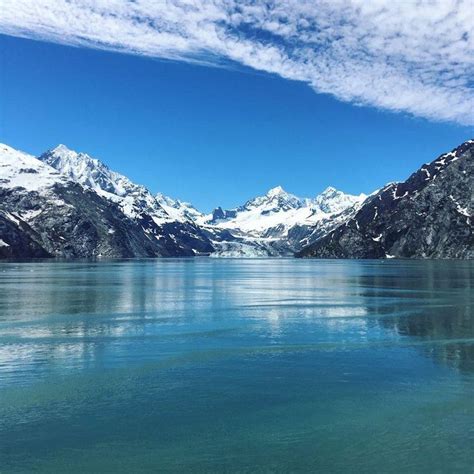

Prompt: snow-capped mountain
xmin=41 ymin=145 xmax=205 ymax=226
xmin=40 ymin=144 xmax=134 ymax=196
xmin=0 ymin=143 xmax=70 ymax=191
xmin=204 ymin=185 xmax=366 ymax=238
xmin=37 ymin=145 xmax=368 ymax=257
xmin=39 ymin=144 xmax=215 ymax=255
xmin=0 ymin=143 xmax=214 ymax=257
xmin=0 ymin=141 xmax=370 ymax=258
xmin=155 ymin=192 xmax=204 ymax=223
xmin=313 ymin=186 xmax=365 ymax=215
xmin=191 ymin=184 xmax=367 ymax=257
xmin=40 ymin=145 xmax=170 ymax=223
xmin=0 ymin=143 xmax=157 ymax=257
xmin=0 ymin=144 xmax=72 ymax=258
xmin=7 ymin=139 xmax=468 ymax=260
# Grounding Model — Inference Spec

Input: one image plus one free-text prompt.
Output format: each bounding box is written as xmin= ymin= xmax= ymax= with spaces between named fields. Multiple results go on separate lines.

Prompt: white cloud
xmin=1 ymin=0 xmax=473 ymax=125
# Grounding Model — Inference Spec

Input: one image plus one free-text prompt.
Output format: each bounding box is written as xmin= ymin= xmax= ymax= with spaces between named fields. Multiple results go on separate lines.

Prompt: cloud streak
xmin=1 ymin=0 xmax=473 ymax=125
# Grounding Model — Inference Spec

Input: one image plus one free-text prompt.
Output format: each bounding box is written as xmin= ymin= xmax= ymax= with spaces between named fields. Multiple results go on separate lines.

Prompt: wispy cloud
xmin=1 ymin=0 xmax=473 ymax=125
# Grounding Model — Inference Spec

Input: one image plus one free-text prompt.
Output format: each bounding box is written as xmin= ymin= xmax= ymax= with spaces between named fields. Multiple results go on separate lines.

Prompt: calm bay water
xmin=0 ymin=259 xmax=473 ymax=473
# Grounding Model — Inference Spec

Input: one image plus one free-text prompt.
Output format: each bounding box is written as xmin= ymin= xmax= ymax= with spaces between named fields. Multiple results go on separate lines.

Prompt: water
xmin=0 ymin=259 xmax=473 ymax=473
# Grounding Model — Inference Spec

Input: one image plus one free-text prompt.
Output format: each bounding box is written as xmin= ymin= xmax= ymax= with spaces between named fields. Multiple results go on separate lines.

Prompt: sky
xmin=0 ymin=1 xmax=472 ymax=211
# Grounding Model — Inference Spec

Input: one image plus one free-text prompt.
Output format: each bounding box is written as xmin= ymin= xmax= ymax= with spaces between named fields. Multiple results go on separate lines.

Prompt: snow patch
xmin=449 ymin=195 xmax=471 ymax=217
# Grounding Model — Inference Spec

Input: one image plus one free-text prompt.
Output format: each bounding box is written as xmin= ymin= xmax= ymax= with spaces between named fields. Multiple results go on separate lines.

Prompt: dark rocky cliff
xmin=298 ymin=140 xmax=473 ymax=259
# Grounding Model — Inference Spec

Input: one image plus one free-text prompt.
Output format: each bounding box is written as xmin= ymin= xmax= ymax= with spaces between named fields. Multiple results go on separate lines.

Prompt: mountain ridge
xmin=1 ymin=139 xmax=471 ymax=259
xmin=297 ymin=139 xmax=473 ymax=259
xmin=37 ymin=142 xmax=367 ymax=257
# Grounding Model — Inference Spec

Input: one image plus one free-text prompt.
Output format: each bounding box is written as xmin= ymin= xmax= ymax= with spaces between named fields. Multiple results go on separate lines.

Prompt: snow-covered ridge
xmin=0 ymin=143 xmax=69 ymax=191
xmin=42 ymin=144 xmax=142 ymax=197
xmin=36 ymin=143 xmax=366 ymax=238
xmin=155 ymin=192 xmax=204 ymax=222
xmin=0 ymin=141 xmax=369 ymax=257
xmin=39 ymin=144 xmax=174 ymax=223
xmin=312 ymin=186 xmax=365 ymax=214
xmin=243 ymin=185 xmax=308 ymax=211
xmin=204 ymin=184 xmax=366 ymax=236
xmin=4 ymin=142 xmax=364 ymax=237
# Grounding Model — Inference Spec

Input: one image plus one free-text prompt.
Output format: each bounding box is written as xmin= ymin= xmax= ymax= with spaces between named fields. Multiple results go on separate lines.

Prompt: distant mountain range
xmin=0 ymin=139 xmax=472 ymax=259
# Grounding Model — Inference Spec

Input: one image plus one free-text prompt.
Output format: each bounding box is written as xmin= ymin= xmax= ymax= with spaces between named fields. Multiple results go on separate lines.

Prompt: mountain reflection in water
xmin=0 ymin=259 xmax=473 ymax=473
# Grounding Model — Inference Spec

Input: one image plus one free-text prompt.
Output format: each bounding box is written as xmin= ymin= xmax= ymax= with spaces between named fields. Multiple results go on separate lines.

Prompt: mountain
xmin=297 ymin=140 xmax=474 ymax=259
xmin=155 ymin=192 xmax=204 ymax=223
xmin=0 ymin=141 xmax=368 ymax=259
xmin=2 ymin=139 xmax=470 ymax=260
xmin=0 ymin=144 xmax=213 ymax=258
xmin=201 ymin=185 xmax=366 ymax=256
xmin=40 ymin=145 xmax=172 ymax=223
xmin=205 ymin=185 xmax=365 ymax=234
xmin=39 ymin=145 xmax=214 ymax=256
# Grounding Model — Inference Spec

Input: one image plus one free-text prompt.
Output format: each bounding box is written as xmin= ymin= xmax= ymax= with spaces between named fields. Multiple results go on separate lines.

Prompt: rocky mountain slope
xmin=298 ymin=140 xmax=473 ymax=259
xmin=0 ymin=144 xmax=213 ymax=258
xmin=0 ymin=212 xmax=50 ymax=258
xmin=40 ymin=145 xmax=215 ymax=256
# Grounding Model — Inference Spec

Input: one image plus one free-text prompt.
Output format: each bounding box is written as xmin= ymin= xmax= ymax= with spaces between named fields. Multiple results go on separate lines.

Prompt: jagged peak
xmin=48 ymin=144 xmax=92 ymax=161
xmin=314 ymin=187 xmax=344 ymax=203
xmin=48 ymin=144 xmax=96 ymax=163
xmin=264 ymin=186 xmax=302 ymax=204
xmin=319 ymin=186 xmax=338 ymax=196
xmin=43 ymin=145 xmax=112 ymax=176
xmin=51 ymin=143 xmax=74 ymax=154
xmin=39 ymin=144 xmax=139 ymax=199
xmin=312 ymin=186 xmax=366 ymax=215
xmin=316 ymin=186 xmax=366 ymax=202
xmin=266 ymin=185 xmax=286 ymax=197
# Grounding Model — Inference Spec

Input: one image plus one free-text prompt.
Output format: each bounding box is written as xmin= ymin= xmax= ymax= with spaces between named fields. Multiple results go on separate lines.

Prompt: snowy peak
xmin=206 ymin=186 xmax=306 ymax=226
xmin=263 ymin=185 xmax=300 ymax=203
xmin=204 ymin=184 xmax=366 ymax=236
xmin=298 ymin=139 xmax=474 ymax=259
xmin=266 ymin=185 xmax=285 ymax=197
xmin=313 ymin=187 xmax=366 ymax=215
xmin=51 ymin=144 xmax=70 ymax=154
xmin=243 ymin=186 xmax=306 ymax=212
xmin=319 ymin=186 xmax=337 ymax=196
xmin=40 ymin=144 xmax=137 ymax=197
xmin=155 ymin=192 xmax=203 ymax=222
xmin=0 ymin=143 xmax=68 ymax=191
xmin=40 ymin=144 xmax=205 ymax=225
xmin=39 ymin=144 xmax=176 ymax=222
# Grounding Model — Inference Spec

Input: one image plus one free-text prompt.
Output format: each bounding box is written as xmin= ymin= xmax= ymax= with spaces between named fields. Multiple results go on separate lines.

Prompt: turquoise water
xmin=0 ymin=259 xmax=473 ymax=473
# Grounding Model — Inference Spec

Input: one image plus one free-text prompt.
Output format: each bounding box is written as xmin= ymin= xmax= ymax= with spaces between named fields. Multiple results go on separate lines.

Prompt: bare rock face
xmin=0 ymin=212 xmax=50 ymax=258
xmin=0 ymin=184 xmax=168 ymax=258
xmin=298 ymin=140 xmax=473 ymax=259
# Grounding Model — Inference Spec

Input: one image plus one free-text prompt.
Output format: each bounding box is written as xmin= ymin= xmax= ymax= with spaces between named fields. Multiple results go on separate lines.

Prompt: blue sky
xmin=0 ymin=1 xmax=472 ymax=212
